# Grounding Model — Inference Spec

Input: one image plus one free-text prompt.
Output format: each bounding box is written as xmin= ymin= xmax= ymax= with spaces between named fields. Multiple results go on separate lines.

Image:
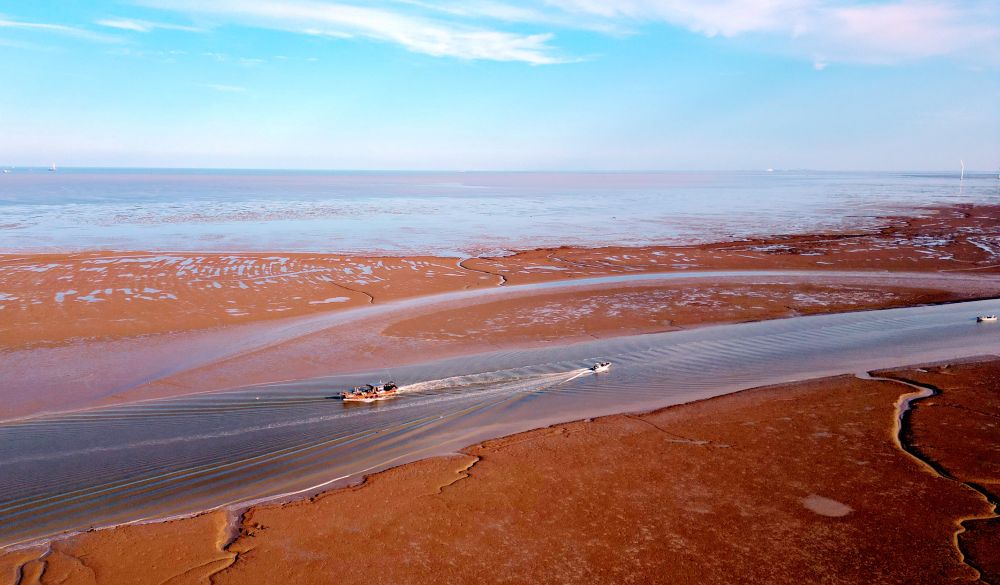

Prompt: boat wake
xmin=396 ymin=366 xmax=595 ymax=396
xmin=2 ymin=367 xmax=602 ymax=468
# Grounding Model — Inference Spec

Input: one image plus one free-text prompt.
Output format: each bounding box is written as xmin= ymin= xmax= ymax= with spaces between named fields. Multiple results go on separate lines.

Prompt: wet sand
xmin=3 ymin=204 xmax=999 ymax=351
xmin=381 ymin=281 xmax=966 ymax=344
xmin=5 ymin=358 xmax=996 ymax=584
xmin=463 ymin=203 xmax=1000 ymax=284
xmin=0 ymin=254 xmax=494 ymax=349
xmin=876 ymin=361 xmax=1000 ymax=582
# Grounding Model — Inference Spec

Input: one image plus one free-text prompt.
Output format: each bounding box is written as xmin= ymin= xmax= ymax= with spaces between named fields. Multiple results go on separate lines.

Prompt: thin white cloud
xmin=544 ymin=0 xmax=1000 ymax=64
xmin=97 ymin=18 xmax=152 ymax=32
xmin=820 ymin=2 xmax=999 ymax=63
xmin=0 ymin=15 xmax=120 ymax=43
xmin=138 ymin=0 xmax=1000 ymax=66
xmin=140 ymin=0 xmax=571 ymax=64
xmin=393 ymin=0 xmax=629 ymax=34
xmin=546 ymin=0 xmax=811 ymax=37
xmin=96 ymin=17 xmax=203 ymax=33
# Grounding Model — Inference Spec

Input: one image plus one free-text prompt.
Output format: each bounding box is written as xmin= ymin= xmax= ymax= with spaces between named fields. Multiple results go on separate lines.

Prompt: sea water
xmin=1 ymin=169 xmax=997 ymax=254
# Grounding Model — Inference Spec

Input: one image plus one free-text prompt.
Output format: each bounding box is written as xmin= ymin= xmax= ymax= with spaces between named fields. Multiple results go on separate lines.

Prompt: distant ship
xmin=1 ymin=169 xmax=9 ymax=174
xmin=339 ymin=382 xmax=399 ymax=402
xmin=48 ymin=163 xmax=57 ymax=172
xmin=977 ymin=315 xmax=997 ymax=323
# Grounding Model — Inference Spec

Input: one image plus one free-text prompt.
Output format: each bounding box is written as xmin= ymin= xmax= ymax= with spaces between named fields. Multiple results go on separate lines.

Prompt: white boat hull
xmin=590 ymin=362 xmax=611 ymax=373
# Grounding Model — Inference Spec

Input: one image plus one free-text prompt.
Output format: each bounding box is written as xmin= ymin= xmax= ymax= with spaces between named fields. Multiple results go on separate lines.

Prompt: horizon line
xmin=1 ymin=165 xmax=997 ymax=174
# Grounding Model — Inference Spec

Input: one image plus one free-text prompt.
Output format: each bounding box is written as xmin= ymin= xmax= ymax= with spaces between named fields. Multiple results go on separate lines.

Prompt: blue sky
xmin=0 ymin=0 xmax=997 ymax=170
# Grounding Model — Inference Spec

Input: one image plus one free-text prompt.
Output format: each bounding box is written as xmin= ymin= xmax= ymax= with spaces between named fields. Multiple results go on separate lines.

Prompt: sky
xmin=0 ymin=0 xmax=997 ymax=170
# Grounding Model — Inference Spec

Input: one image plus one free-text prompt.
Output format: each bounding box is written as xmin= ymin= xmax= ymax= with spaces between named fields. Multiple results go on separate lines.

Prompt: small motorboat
xmin=589 ymin=361 xmax=612 ymax=373
xmin=339 ymin=382 xmax=399 ymax=402
xmin=977 ymin=315 xmax=998 ymax=323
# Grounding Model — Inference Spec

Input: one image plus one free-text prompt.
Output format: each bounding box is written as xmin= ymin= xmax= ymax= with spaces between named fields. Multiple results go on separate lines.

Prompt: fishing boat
xmin=590 ymin=361 xmax=612 ymax=373
xmin=339 ymin=382 xmax=399 ymax=402
xmin=977 ymin=315 xmax=998 ymax=323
